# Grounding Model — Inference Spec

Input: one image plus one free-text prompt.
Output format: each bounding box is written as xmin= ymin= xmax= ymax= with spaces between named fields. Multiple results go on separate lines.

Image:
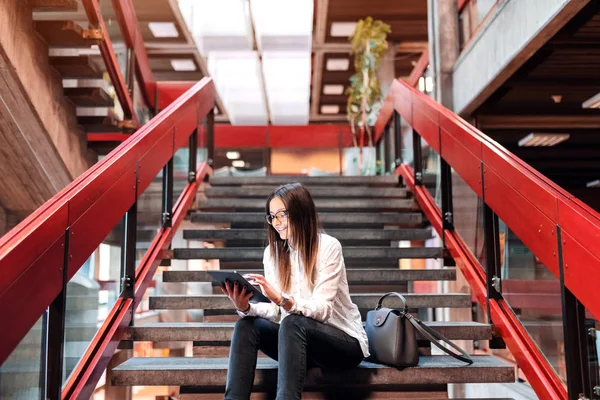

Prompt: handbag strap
xmin=405 ymin=314 xmax=473 ymax=365
xmin=375 ymin=292 xmax=408 ymax=314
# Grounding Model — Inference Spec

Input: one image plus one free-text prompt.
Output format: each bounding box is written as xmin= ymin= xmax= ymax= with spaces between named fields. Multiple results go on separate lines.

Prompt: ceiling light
xmin=321 ymin=105 xmax=340 ymax=114
xmin=251 ymin=0 xmax=313 ymax=52
xmin=518 ymin=133 xmax=570 ymax=147
xmin=323 ymin=84 xmax=344 ymax=95
xmin=170 ymin=59 xmax=197 ymax=71
xmin=582 ymin=92 xmax=600 ymax=109
xmin=587 ymin=180 xmax=600 ymax=188
xmin=551 ymin=95 xmax=562 ymax=104
xmin=232 ymin=160 xmax=246 ymax=168
xmin=326 ymin=58 xmax=349 ymax=71
xmin=148 ymin=22 xmax=179 ymax=38
xmin=226 ymin=151 xmax=240 ymax=160
xmin=330 ymin=22 xmax=356 ymax=37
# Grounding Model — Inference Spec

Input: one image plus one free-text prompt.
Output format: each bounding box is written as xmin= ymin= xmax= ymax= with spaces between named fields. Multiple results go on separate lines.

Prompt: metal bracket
xmin=395 ymin=158 xmax=402 ymax=166
xmin=121 ymin=275 xmax=133 ymax=289
xmin=589 ymin=327 xmax=597 ymax=339
xmin=415 ymin=171 xmax=423 ymax=185
xmin=188 ymin=170 xmax=196 ymax=183
xmin=162 ymin=211 xmax=172 ymax=226
xmin=594 ymin=386 xmax=600 ymax=396
xmin=444 ymin=211 xmax=454 ymax=226
xmin=491 ymin=276 xmax=501 ymax=293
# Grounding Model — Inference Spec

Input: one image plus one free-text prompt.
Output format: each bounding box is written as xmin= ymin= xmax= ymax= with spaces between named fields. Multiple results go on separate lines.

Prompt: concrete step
xmin=172 ymin=247 xmax=444 ymax=261
xmin=64 ymin=87 xmax=114 ymax=107
xmin=124 ymin=321 xmax=492 ymax=342
xmin=183 ymin=228 xmax=432 ymax=242
xmin=209 ymin=176 xmax=400 ymax=186
xmin=111 ymin=356 xmax=514 ymax=387
xmin=204 ymin=186 xmax=408 ymax=198
xmin=149 ymin=293 xmax=471 ymax=311
xmin=49 ymin=55 xmax=102 ymax=78
xmin=198 ymin=198 xmax=415 ymax=211
xmin=192 ymin=212 xmax=423 ymax=227
xmin=163 ymin=268 xmax=456 ymax=284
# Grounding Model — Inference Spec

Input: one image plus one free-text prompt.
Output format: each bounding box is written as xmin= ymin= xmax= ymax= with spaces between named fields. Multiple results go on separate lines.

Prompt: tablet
xmin=207 ymin=271 xmax=271 ymax=303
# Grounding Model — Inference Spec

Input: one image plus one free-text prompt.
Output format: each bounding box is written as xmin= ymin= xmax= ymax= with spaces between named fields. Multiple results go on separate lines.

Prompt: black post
xmin=384 ymin=122 xmax=391 ymax=174
xmin=189 ymin=128 xmax=198 ymax=183
xmin=207 ymin=108 xmax=215 ymax=168
xmin=121 ymin=205 xmax=137 ymax=302
xmin=39 ymin=309 xmax=49 ymax=400
xmin=393 ymin=110 xmax=402 ymax=168
xmin=376 ymin=138 xmax=383 ymax=176
xmin=162 ymin=158 xmax=174 ymax=228
xmin=440 ymin=159 xmax=454 ymax=231
xmin=412 ymin=128 xmax=423 ymax=185
xmin=46 ymin=229 xmax=70 ymax=400
xmin=125 ymin=48 xmax=136 ymax=99
xmin=559 ymin=226 xmax=591 ymax=400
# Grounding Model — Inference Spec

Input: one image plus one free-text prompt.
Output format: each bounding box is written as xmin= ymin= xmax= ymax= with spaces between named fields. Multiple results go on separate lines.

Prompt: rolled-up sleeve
xmin=291 ymin=239 xmax=343 ymax=322
xmin=237 ymin=246 xmax=280 ymax=322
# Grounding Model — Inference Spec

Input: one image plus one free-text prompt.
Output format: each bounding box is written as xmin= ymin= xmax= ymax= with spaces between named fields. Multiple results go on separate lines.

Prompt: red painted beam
xmin=157 ymin=81 xmax=197 ymax=111
xmin=457 ymin=0 xmax=470 ymax=12
xmin=81 ymin=0 xmax=139 ymax=127
xmin=111 ymin=0 xmax=156 ymax=107
xmin=87 ymin=134 xmax=131 ymax=142
xmin=406 ymin=49 xmax=430 ymax=88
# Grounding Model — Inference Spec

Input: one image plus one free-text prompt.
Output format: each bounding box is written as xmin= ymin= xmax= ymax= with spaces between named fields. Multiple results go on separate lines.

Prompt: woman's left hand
xmin=244 ymin=274 xmax=282 ymax=304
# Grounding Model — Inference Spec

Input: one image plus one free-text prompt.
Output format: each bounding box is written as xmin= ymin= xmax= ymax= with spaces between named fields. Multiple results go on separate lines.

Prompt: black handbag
xmin=365 ymin=292 xmax=473 ymax=367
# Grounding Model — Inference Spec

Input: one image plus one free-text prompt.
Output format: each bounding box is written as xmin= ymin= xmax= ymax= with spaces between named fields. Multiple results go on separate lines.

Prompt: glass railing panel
xmin=499 ymin=218 xmax=566 ymax=384
xmin=0 ymin=314 xmax=45 ymax=399
xmin=62 ymin=221 xmax=124 ymax=386
xmin=451 ymin=170 xmax=486 ymax=267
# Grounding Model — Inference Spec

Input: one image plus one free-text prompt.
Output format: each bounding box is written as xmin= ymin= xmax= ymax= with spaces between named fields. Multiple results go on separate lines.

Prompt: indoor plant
xmin=344 ymin=17 xmax=391 ymax=176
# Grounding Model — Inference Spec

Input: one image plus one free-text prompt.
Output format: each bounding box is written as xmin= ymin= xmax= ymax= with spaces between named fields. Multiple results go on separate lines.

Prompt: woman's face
xmin=269 ymin=196 xmax=290 ymax=241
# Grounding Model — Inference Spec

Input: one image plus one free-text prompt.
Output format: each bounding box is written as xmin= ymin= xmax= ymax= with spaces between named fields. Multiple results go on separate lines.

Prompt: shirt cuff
xmin=236 ymin=304 xmax=254 ymax=318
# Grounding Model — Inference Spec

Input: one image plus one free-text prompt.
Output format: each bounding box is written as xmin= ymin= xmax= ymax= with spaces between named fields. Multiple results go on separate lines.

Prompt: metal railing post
xmin=393 ymin=110 xmax=402 ymax=168
xmin=46 ymin=229 xmax=70 ymax=400
xmin=412 ymin=128 xmax=423 ymax=185
xmin=189 ymin=128 xmax=198 ymax=183
xmin=162 ymin=159 xmax=174 ymax=228
xmin=207 ymin=108 xmax=215 ymax=168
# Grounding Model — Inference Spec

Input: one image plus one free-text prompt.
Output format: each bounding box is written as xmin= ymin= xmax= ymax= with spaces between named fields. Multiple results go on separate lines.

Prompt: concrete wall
xmin=0 ymin=0 xmax=89 ymax=179
xmin=452 ymin=0 xmax=589 ymax=115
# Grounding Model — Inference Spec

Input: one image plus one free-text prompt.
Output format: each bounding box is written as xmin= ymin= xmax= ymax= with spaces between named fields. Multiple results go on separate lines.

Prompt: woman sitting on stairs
xmin=221 ymin=182 xmax=369 ymax=400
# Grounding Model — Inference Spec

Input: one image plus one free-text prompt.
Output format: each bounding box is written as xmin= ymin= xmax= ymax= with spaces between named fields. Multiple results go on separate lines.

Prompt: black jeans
xmin=225 ymin=315 xmax=364 ymax=400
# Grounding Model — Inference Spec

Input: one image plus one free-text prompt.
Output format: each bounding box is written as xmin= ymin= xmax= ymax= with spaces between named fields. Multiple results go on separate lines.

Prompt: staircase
xmin=111 ymin=175 xmax=515 ymax=399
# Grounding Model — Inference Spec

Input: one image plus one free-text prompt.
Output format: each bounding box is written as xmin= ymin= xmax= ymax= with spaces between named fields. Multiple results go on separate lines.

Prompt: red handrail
xmin=379 ymin=78 xmax=600 ymax=399
xmin=0 ymin=78 xmax=214 ymax=367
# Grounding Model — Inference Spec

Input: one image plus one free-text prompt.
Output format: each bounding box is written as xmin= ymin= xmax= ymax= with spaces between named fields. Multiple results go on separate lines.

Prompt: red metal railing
xmin=377 ymin=78 xmax=600 ymax=399
xmin=0 ymin=77 xmax=214 ymax=389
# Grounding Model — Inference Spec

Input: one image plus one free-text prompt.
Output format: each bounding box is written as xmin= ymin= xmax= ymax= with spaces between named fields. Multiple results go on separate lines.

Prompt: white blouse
xmin=239 ymin=233 xmax=369 ymax=358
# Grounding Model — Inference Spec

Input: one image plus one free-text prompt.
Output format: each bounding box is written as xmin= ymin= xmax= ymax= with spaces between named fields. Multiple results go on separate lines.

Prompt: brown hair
xmin=265 ymin=183 xmax=321 ymax=292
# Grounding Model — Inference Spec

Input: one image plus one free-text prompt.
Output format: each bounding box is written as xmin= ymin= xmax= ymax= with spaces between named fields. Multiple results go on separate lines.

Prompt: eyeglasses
xmin=265 ymin=210 xmax=288 ymax=225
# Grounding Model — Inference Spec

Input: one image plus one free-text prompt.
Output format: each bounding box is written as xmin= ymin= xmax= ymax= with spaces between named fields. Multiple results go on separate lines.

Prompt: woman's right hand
xmin=221 ymin=281 xmax=253 ymax=312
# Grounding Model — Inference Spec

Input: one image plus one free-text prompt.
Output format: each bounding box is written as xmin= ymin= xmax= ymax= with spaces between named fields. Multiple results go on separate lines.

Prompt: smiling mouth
xmin=276 ymin=226 xmax=287 ymax=233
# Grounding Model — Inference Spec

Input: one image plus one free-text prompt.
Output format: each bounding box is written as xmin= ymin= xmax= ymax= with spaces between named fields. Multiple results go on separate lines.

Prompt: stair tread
xmin=31 ymin=0 xmax=78 ymax=11
xmin=149 ymin=293 xmax=472 ymax=310
xmin=163 ymin=268 xmax=455 ymax=283
xmin=204 ymin=186 xmax=408 ymax=198
xmin=183 ymin=228 xmax=432 ymax=242
xmin=64 ymin=87 xmax=113 ymax=107
xmin=50 ymin=55 xmax=101 ymax=78
xmin=112 ymin=356 xmax=515 ymax=386
xmin=124 ymin=321 xmax=493 ymax=341
xmin=172 ymin=247 xmax=444 ymax=260
xmin=209 ymin=176 xmax=400 ymax=186
xmin=198 ymin=198 xmax=415 ymax=210
xmin=34 ymin=21 xmax=101 ymax=48
xmin=192 ymin=212 xmax=423 ymax=225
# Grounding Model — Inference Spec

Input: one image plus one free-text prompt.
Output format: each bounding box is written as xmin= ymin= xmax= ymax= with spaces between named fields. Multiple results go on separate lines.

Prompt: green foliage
xmin=346 ymin=17 xmax=391 ymax=147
